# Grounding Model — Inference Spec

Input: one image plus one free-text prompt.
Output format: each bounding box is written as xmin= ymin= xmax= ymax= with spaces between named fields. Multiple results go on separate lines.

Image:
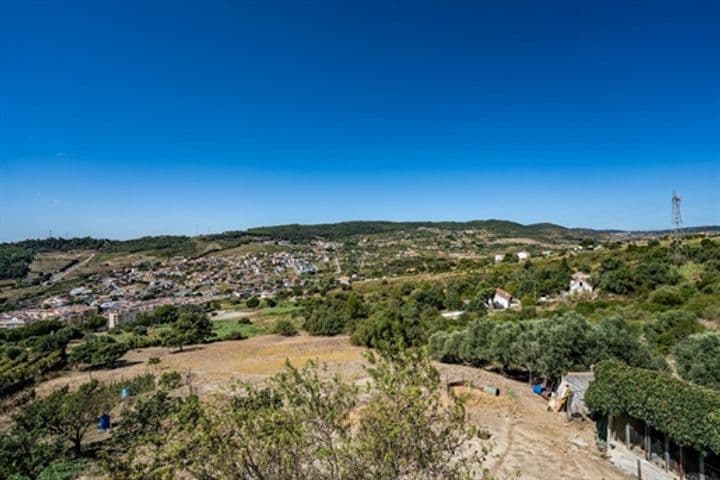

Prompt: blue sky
xmin=1 ymin=1 xmax=718 ymax=241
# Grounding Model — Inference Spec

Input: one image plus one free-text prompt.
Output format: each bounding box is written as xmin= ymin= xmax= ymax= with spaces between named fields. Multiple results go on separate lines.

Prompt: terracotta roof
xmin=495 ymin=288 xmax=512 ymax=300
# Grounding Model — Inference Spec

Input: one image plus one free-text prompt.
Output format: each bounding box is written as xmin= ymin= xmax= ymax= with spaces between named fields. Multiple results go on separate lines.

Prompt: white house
xmin=516 ymin=251 xmax=530 ymax=261
xmin=492 ymin=288 xmax=513 ymax=310
xmin=569 ymin=272 xmax=593 ymax=295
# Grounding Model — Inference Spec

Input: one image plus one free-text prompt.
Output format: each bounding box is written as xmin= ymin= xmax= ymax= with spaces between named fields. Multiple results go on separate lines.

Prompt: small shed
xmin=558 ymin=371 xmax=594 ymax=417
xmin=492 ymin=288 xmax=513 ymax=310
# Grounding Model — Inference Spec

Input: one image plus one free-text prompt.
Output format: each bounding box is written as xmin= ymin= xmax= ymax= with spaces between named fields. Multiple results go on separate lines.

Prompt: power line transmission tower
xmin=671 ymin=191 xmax=686 ymax=261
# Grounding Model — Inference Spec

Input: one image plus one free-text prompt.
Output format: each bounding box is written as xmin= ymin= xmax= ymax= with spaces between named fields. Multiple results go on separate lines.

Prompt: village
xmin=0 ymin=248 xmax=327 ymax=329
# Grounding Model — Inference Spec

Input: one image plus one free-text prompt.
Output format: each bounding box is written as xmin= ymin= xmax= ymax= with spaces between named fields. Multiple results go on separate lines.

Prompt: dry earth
xmin=31 ymin=334 xmax=629 ymax=479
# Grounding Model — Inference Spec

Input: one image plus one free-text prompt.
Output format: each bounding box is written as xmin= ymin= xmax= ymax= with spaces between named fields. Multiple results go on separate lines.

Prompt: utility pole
xmin=671 ymin=191 xmax=686 ymax=261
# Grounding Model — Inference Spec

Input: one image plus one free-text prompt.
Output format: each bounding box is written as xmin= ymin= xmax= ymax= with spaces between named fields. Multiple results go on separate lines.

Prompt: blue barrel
xmin=98 ymin=414 xmax=111 ymax=432
xmin=121 ymin=387 xmax=130 ymax=399
xmin=532 ymin=384 xmax=544 ymax=395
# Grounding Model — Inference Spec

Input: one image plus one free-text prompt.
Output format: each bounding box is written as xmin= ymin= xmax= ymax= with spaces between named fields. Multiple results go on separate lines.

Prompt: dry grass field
xmin=29 ymin=334 xmax=630 ymax=479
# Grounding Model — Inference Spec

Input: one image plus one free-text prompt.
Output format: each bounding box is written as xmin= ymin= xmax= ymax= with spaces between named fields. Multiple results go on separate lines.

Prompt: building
xmin=517 ymin=251 xmax=530 ymax=261
xmin=494 ymin=254 xmax=505 ymax=263
xmin=589 ymin=362 xmax=720 ymax=480
xmin=602 ymin=414 xmax=720 ymax=479
xmin=569 ymin=272 xmax=593 ymax=295
xmin=492 ymin=288 xmax=513 ymax=310
xmin=556 ymin=371 xmax=594 ymax=417
xmin=296 ymin=262 xmax=316 ymax=275
xmin=0 ymin=317 xmax=26 ymax=329
xmin=107 ymin=310 xmax=136 ymax=329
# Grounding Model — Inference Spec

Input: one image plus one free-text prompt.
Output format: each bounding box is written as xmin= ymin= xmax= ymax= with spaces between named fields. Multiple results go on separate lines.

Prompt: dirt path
xmin=49 ymin=252 xmax=95 ymax=283
xmin=439 ymin=363 xmax=630 ymax=480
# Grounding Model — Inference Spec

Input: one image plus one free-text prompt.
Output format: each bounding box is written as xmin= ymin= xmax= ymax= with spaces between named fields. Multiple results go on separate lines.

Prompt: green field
xmin=259 ymin=302 xmax=302 ymax=317
xmin=212 ymin=320 xmax=267 ymax=340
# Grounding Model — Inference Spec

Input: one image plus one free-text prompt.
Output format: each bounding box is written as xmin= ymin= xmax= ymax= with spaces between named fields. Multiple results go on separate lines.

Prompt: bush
xmin=237 ymin=317 xmax=252 ymax=325
xmin=147 ymin=357 xmax=161 ymax=366
xmin=644 ymin=310 xmax=702 ymax=354
xmin=3 ymin=345 xmax=23 ymax=361
xmin=246 ymin=297 xmax=260 ymax=309
xmin=649 ymin=286 xmax=685 ymax=307
xmin=226 ymin=331 xmax=246 ymax=341
xmin=68 ymin=335 xmax=128 ymax=369
xmin=272 ymin=319 xmax=298 ymax=336
xmin=159 ymin=371 xmax=182 ymax=389
xmin=704 ymin=304 xmax=720 ymax=323
xmin=672 ymin=332 xmax=720 ymax=389
xmin=37 ymin=459 xmax=89 ymax=480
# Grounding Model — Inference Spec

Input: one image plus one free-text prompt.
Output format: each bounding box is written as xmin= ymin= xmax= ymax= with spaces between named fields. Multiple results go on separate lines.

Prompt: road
xmin=49 ymin=253 xmax=95 ymax=283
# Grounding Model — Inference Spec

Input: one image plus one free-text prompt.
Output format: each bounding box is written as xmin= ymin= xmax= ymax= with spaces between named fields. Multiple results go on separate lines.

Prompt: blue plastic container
xmin=532 ymin=384 xmax=544 ymax=395
xmin=98 ymin=414 xmax=111 ymax=432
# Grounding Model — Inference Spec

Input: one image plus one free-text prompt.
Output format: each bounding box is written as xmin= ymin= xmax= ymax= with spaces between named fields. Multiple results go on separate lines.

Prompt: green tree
xmin=644 ymin=309 xmax=702 ymax=354
xmin=14 ymin=380 xmax=115 ymax=457
xmin=69 ymin=335 xmax=127 ymax=368
xmin=162 ymin=311 xmax=213 ymax=352
xmin=591 ymin=315 xmax=653 ymax=369
xmin=673 ymin=332 xmax=720 ymax=389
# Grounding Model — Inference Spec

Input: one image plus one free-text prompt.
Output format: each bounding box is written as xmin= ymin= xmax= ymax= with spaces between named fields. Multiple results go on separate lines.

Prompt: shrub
xmin=237 ymin=317 xmax=252 ymax=325
xmin=649 ymin=286 xmax=685 ymax=307
xmin=672 ymin=332 xmax=720 ymax=389
xmin=246 ymin=297 xmax=260 ymax=309
xmin=159 ymin=371 xmax=182 ymax=389
xmin=226 ymin=331 xmax=246 ymax=341
xmin=147 ymin=357 xmax=161 ymax=366
xmin=273 ymin=319 xmax=298 ymax=336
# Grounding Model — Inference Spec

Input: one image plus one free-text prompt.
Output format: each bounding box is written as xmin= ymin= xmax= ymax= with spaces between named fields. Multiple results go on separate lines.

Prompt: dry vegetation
xmin=31 ymin=335 xmax=629 ymax=479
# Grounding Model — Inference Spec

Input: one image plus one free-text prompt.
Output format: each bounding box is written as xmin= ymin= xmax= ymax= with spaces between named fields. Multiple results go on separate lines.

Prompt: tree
xmin=488 ymin=321 xmax=522 ymax=373
xmin=673 ymin=332 xmax=720 ymax=389
xmin=69 ymin=335 xmax=127 ymax=368
xmin=530 ymin=313 xmax=596 ymax=382
xmin=246 ymin=296 xmax=260 ymax=308
xmin=162 ymin=311 xmax=213 ymax=352
xmin=591 ymin=315 xmax=653 ymax=369
xmin=102 ymin=390 xmax=187 ymax=476
xmin=14 ymin=379 xmax=115 ymax=457
xmin=644 ymin=310 xmax=702 ymax=354
xmin=0 ymin=429 xmax=64 ymax=479
xmin=459 ymin=318 xmax=494 ymax=366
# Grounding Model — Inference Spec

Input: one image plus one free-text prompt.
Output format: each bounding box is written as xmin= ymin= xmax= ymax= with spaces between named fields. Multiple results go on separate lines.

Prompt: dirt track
xmin=33 ymin=335 xmax=629 ymax=479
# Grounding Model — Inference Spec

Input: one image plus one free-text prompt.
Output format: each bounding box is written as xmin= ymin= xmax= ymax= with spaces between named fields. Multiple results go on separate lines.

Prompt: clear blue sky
xmin=1 ymin=1 xmax=718 ymax=241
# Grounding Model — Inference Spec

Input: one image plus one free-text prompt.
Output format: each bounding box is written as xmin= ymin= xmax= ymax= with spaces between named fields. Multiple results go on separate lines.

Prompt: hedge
xmin=585 ymin=360 xmax=720 ymax=455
